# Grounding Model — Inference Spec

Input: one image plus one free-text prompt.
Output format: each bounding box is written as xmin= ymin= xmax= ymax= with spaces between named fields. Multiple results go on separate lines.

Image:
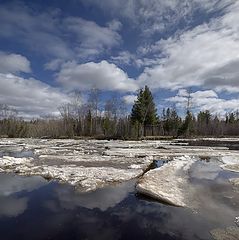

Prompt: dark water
xmin=0 ymin=160 xmax=238 ymax=240
xmin=153 ymin=159 xmax=169 ymax=168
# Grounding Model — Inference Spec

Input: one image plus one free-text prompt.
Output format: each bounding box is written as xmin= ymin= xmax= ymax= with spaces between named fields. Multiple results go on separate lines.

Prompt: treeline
xmin=0 ymin=87 xmax=239 ymax=139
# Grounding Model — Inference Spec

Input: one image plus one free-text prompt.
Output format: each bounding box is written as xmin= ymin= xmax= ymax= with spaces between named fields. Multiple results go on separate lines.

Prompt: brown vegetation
xmin=0 ymin=88 xmax=239 ymax=139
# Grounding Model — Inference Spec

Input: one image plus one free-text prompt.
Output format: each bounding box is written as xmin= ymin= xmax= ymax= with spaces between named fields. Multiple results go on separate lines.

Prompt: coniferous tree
xmin=130 ymin=86 xmax=158 ymax=137
xmin=197 ymin=110 xmax=212 ymax=135
xmin=162 ymin=108 xmax=181 ymax=136
xmin=178 ymin=110 xmax=195 ymax=137
xmin=85 ymin=109 xmax=92 ymax=136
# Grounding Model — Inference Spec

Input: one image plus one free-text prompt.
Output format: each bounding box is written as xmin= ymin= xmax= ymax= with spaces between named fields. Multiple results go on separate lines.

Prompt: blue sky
xmin=0 ymin=0 xmax=239 ymax=118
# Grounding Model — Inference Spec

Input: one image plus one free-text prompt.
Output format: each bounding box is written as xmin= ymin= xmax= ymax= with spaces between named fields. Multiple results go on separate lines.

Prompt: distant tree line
xmin=0 ymin=86 xmax=239 ymax=139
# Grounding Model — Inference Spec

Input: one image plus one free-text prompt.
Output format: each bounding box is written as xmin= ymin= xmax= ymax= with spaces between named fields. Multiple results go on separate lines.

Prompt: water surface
xmin=0 ymin=162 xmax=238 ymax=240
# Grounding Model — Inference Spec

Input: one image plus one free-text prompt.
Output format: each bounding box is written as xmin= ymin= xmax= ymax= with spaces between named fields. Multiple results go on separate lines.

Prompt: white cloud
xmin=44 ymin=59 xmax=64 ymax=71
xmin=64 ymin=17 xmax=122 ymax=59
xmin=0 ymin=3 xmax=73 ymax=59
xmin=110 ymin=51 xmax=163 ymax=68
xmin=122 ymin=95 xmax=137 ymax=105
xmin=191 ymin=90 xmax=218 ymax=99
xmin=107 ymin=19 xmax=122 ymax=31
xmin=0 ymin=52 xmax=31 ymax=74
xmin=0 ymin=3 xmax=122 ymax=62
xmin=0 ymin=73 xmax=71 ymax=118
xmin=82 ymin=0 xmax=234 ymax=34
xmin=111 ymin=51 xmax=135 ymax=66
xmin=57 ymin=60 xmax=138 ymax=92
xmin=1 ymin=0 xmax=239 ymax=117
xmin=82 ymin=0 xmax=137 ymax=22
xmin=168 ymin=89 xmax=239 ymax=116
xmin=137 ymin=1 xmax=239 ymax=93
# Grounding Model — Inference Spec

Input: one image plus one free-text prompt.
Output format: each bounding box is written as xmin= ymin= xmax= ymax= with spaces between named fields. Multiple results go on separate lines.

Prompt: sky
xmin=0 ymin=0 xmax=239 ymax=119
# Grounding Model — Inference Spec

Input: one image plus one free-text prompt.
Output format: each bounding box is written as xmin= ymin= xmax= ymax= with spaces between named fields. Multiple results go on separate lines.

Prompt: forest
xmin=0 ymin=86 xmax=239 ymax=139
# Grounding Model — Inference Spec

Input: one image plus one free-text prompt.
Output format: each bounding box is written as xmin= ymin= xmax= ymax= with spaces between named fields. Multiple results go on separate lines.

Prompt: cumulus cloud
xmin=0 ymin=2 xmax=121 ymax=62
xmin=57 ymin=60 xmax=138 ymax=92
xmin=1 ymin=0 xmax=239 ymax=117
xmin=64 ymin=17 xmax=122 ymax=59
xmin=122 ymin=95 xmax=137 ymax=105
xmin=168 ymin=89 xmax=239 ymax=116
xmin=0 ymin=3 xmax=73 ymax=59
xmin=190 ymin=90 xmax=218 ymax=99
xmin=0 ymin=73 xmax=71 ymax=118
xmin=0 ymin=52 xmax=31 ymax=74
xmin=137 ymin=1 xmax=239 ymax=93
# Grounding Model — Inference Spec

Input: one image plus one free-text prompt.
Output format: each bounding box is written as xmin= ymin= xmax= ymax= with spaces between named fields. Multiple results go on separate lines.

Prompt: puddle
xmin=0 ymin=168 xmax=238 ymax=240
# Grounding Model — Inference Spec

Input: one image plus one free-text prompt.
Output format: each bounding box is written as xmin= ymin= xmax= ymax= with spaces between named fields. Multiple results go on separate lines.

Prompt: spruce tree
xmin=130 ymin=86 xmax=158 ymax=137
xmin=163 ymin=108 xmax=181 ymax=136
xmin=178 ymin=110 xmax=195 ymax=137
